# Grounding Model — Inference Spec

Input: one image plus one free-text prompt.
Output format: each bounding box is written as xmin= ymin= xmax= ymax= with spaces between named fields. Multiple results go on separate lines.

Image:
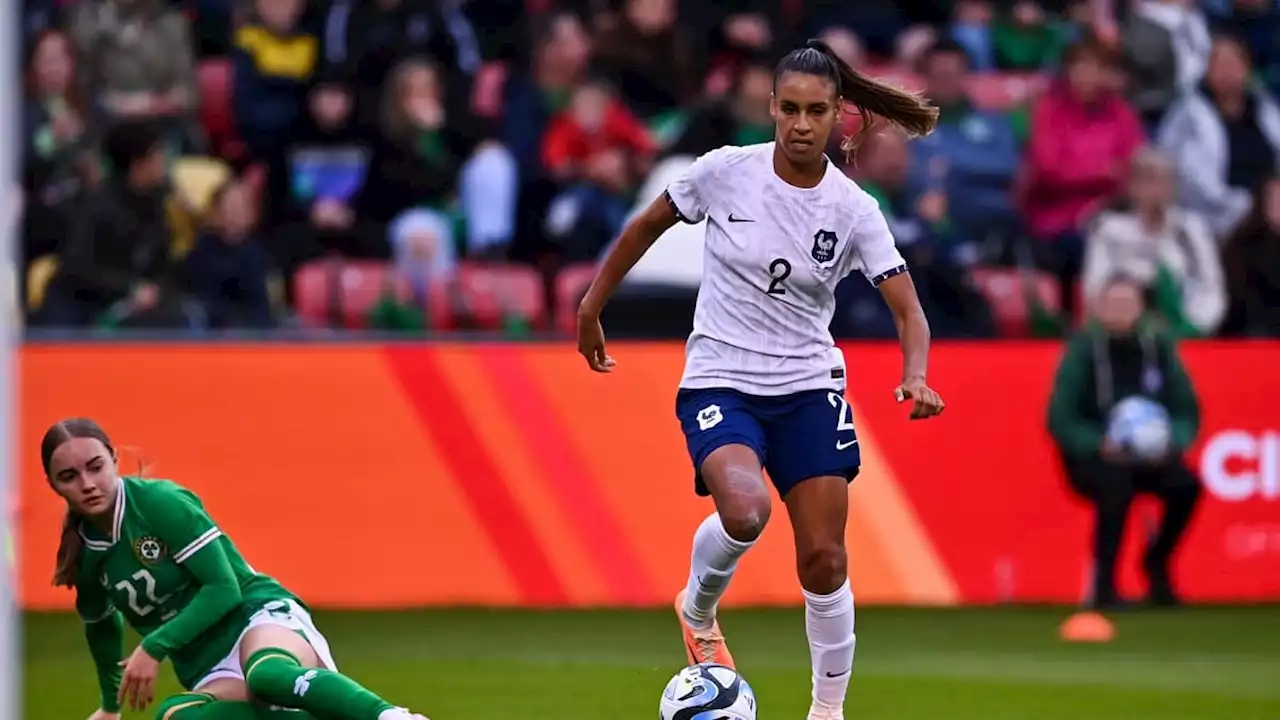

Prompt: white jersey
xmin=665 ymin=142 xmax=907 ymax=396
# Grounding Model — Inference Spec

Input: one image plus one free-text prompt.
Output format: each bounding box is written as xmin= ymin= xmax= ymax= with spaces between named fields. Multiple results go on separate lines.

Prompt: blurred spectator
xmin=318 ymin=0 xmax=483 ymax=129
xmin=37 ymin=121 xmax=197 ymax=329
xmin=992 ymin=1 xmax=1076 ymax=71
xmin=1048 ymin=275 xmax=1202 ymax=609
xmin=389 ymin=208 xmax=458 ymax=306
xmin=834 ymin=130 xmax=996 ymax=339
xmin=1156 ymin=34 xmax=1280 ymax=239
xmin=366 ymin=58 xmax=517 ymax=260
xmin=233 ymin=0 xmax=318 ymax=160
xmin=682 ymin=2 xmax=778 ymax=82
xmin=1024 ymin=36 xmax=1144 ymax=315
xmin=502 ymin=10 xmax=592 ymax=181
xmin=667 ymin=57 xmax=773 ymax=158
xmin=593 ymin=0 xmax=696 ymax=121
xmin=1082 ymin=148 xmax=1227 ymax=337
xmin=68 ymin=0 xmax=200 ymax=152
xmin=817 ymin=27 xmax=865 ymax=71
xmin=1204 ymin=0 xmax=1280 ymax=98
xmin=22 ymin=30 xmax=98 ymax=276
xmin=185 ymin=178 xmax=275 ymax=329
xmin=1222 ymin=176 xmax=1280 ymax=336
xmin=950 ymin=0 xmax=997 ymax=72
xmin=543 ymin=78 xmax=655 ymax=262
xmin=1122 ymin=0 xmax=1211 ymax=130
xmin=910 ymin=40 xmax=1023 ymax=264
xmin=266 ymin=69 xmax=380 ymax=282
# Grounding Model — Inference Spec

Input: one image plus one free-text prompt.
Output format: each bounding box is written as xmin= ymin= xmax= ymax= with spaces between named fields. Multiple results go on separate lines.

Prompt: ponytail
xmin=53 ymin=509 xmax=83 ymax=588
xmin=796 ymin=39 xmax=940 ymax=155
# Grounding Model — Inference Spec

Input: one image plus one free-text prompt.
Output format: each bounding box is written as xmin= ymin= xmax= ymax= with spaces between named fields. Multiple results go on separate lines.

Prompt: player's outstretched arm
xmin=77 ymin=581 xmax=125 ymax=717
xmin=878 ymin=272 xmax=945 ymax=419
xmin=576 ymin=193 xmax=679 ymax=372
xmin=117 ymin=486 xmax=244 ymax=711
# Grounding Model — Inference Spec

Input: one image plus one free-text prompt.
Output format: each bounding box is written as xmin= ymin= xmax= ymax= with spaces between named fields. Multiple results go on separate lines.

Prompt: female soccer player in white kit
xmin=576 ymin=40 xmax=947 ymax=719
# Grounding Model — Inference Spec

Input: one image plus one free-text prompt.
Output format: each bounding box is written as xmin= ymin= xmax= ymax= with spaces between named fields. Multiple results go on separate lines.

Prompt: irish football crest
xmin=811 ymin=229 xmax=838 ymax=264
xmin=134 ymin=536 xmax=166 ymax=564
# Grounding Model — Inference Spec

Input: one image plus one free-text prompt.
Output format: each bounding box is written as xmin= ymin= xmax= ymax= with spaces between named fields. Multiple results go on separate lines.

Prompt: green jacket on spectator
xmin=1046 ymin=319 xmax=1200 ymax=459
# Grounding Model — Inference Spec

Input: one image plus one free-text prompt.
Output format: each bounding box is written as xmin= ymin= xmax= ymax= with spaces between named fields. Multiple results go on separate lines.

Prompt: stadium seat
xmin=554 ymin=262 xmax=599 ymax=335
xmin=197 ymin=58 xmax=243 ymax=160
xmin=453 ymin=262 xmax=547 ymax=330
xmin=967 ymin=266 xmax=1061 ymax=337
xmin=294 ymin=259 xmax=410 ymax=329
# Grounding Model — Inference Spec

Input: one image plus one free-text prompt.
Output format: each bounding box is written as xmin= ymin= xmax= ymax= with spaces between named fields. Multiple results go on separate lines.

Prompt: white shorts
xmin=194 ymin=599 xmax=338 ymax=690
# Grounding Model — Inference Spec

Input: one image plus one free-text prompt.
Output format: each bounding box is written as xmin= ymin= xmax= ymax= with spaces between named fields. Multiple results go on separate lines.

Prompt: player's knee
xmin=719 ymin=498 xmax=770 ymax=542
xmin=797 ymin=544 xmax=847 ymax=593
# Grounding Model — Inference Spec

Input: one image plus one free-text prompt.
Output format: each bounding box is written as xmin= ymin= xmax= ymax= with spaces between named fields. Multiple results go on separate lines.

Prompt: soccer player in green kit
xmin=42 ymin=418 xmax=430 ymax=720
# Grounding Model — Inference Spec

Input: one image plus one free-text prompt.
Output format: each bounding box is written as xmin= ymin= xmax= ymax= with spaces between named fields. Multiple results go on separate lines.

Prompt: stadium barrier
xmin=17 ymin=340 xmax=1280 ymax=609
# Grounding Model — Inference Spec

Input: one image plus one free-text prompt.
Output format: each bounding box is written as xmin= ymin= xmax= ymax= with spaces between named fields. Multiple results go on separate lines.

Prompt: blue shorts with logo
xmin=675 ymin=387 xmax=862 ymax=498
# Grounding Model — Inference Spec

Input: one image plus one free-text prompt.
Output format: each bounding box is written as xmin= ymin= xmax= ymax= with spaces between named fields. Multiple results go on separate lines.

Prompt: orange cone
xmin=1058 ymin=611 xmax=1115 ymax=643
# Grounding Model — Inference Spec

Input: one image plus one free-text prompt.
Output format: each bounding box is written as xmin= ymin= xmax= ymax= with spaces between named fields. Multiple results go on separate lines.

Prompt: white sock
xmin=804 ymin=578 xmax=855 ymax=709
xmin=681 ymin=513 xmax=754 ymax=630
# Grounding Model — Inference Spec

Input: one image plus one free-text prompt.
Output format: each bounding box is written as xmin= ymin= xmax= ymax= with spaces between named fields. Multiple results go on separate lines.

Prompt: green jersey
xmin=75 ymin=477 xmax=299 ymax=704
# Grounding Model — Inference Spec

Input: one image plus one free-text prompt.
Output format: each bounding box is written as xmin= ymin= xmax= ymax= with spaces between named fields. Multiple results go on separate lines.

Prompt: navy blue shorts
xmin=675 ymin=387 xmax=862 ymax=498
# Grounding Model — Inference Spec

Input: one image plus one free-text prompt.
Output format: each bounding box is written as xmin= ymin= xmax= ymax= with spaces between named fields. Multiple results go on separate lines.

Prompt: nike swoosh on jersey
xmin=836 ymin=439 xmax=858 ymax=450
xmin=727 ymin=213 xmax=754 ymax=222
xmin=825 ymin=668 xmax=851 ymax=678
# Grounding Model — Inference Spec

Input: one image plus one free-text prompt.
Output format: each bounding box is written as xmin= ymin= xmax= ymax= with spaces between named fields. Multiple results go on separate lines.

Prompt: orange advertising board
xmin=17 ymin=340 xmax=1280 ymax=609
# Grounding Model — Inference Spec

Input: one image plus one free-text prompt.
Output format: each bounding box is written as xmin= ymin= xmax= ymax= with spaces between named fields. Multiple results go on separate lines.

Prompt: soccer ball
xmin=1107 ymin=395 xmax=1171 ymax=460
xmin=659 ymin=664 xmax=756 ymax=720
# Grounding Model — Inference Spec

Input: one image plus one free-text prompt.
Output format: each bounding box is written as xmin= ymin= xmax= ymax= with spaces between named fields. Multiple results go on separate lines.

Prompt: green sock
xmin=156 ymin=692 xmax=315 ymax=719
xmin=244 ymin=647 xmax=396 ymax=720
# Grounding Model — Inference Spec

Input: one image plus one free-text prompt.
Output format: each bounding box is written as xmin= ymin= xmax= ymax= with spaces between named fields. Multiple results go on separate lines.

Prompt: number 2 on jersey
xmin=115 ymin=569 xmax=171 ymax=616
xmin=766 ymin=258 xmax=792 ymax=296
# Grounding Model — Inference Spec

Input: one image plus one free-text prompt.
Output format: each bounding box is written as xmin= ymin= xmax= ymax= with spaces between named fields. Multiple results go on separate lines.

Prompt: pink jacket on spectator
xmin=1022 ymin=81 xmax=1145 ymax=239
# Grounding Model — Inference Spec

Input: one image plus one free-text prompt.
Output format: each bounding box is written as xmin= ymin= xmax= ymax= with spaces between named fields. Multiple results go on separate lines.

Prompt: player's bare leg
xmin=785 ymin=475 xmax=856 ymax=720
xmin=240 ymin=624 xmax=428 ymax=720
xmin=677 ymin=444 xmax=771 ymax=668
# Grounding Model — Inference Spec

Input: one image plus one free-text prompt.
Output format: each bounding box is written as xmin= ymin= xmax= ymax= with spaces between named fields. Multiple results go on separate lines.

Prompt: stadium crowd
xmin=17 ymin=0 xmax=1280 ymax=337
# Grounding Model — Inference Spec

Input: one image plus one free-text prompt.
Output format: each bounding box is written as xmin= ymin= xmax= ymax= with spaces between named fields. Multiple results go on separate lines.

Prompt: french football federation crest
xmin=811 ymin=229 xmax=838 ymax=264
xmin=134 ymin=536 xmax=166 ymax=564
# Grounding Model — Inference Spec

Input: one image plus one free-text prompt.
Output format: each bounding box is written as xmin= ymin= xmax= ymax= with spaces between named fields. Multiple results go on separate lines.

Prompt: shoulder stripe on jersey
xmin=870 ymin=264 xmax=909 ymax=287
xmin=663 ymin=190 xmax=696 ymax=225
xmin=111 ymin=479 xmax=127 ymax=544
xmin=173 ymin=527 xmax=223 ymax=564
xmin=81 ymin=605 xmax=117 ymax=624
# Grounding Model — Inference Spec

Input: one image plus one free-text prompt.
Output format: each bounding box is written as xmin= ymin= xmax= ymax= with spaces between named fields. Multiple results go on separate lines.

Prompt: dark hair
xmin=774 ymin=39 xmax=938 ymax=155
xmin=102 ymin=120 xmax=163 ymax=176
xmin=42 ymin=418 xmax=115 ymax=588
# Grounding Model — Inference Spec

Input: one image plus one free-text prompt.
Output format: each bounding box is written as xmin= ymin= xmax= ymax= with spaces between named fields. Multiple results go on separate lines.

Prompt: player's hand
xmin=894 ymin=377 xmax=945 ymax=420
xmin=118 ymin=644 xmax=160 ymax=711
xmin=576 ymin=312 xmax=616 ymax=373
xmin=86 ymin=710 xmax=120 ymax=720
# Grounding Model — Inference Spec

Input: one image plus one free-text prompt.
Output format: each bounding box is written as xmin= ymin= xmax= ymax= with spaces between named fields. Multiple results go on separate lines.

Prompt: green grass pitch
xmin=23 ymin=606 xmax=1280 ymax=719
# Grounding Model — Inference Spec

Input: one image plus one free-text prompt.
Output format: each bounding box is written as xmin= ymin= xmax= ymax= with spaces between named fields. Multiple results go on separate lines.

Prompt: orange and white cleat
xmin=674 ymin=589 xmax=735 ymax=669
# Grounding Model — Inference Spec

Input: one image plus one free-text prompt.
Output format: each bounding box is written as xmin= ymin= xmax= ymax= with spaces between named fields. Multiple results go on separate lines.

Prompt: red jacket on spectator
xmin=541 ymin=98 xmax=655 ymax=176
xmin=1022 ymin=80 xmax=1145 ymax=239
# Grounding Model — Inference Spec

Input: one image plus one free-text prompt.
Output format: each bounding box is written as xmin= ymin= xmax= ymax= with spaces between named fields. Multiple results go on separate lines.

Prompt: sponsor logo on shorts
xmin=697 ymin=404 xmax=724 ymax=431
